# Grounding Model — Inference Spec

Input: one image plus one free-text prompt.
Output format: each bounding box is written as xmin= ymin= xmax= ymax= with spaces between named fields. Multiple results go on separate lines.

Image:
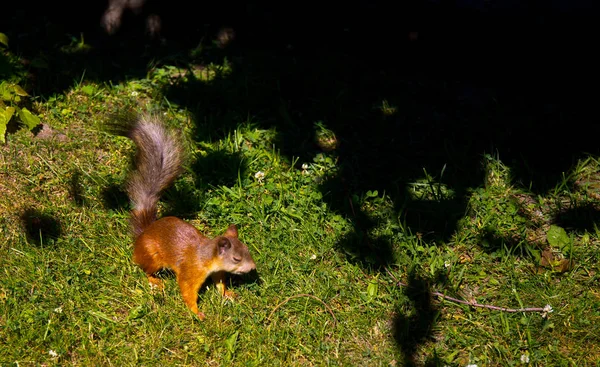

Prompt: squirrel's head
xmin=217 ymin=225 xmax=256 ymax=274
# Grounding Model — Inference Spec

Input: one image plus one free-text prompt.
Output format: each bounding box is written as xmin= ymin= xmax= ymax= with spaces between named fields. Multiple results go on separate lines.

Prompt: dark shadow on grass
xmin=69 ymin=170 xmax=87 ymax=207
xmin=1 ymin=0 xmax=238 ymax=99
xmin=100 ymin=177 xmax=206 ymax=221
xmin=393 ymin=270 xmax=441 ymax=367
xmin=399 ymin=195 xmax=471 ymax=244
xmin=318 ymin=174 xmax=394 ymax=270
xmin=227 ymin=269 xmax=262 ymax=291
xmin=101 ymin=182 xmax=130 ymax=211
xmin=191 ymin=150 xmax=247 ymax=189
xmin=20 ymin=208 xmax=62 ymax=247
xmin=479 ymin=227 xmax=521 ymax=252
xmin=150 ymin=268 xmax=259 ymax=297
xmin=2 ymin=2 xmax=597 ymax=195
xmin=422 ymin=354 xmax=445 ymax=367
xmin=334 ymin=228 xmax=395 ymax=271
xmin=152 ymin=3 xmax=597 ymax=357
xmin=158 ymin=184 xmax=203 ymax=221
xmin=553 ymin=203 xmax=600 ymax=234
xmin=160 ymin=150 xmax=247 ymax=219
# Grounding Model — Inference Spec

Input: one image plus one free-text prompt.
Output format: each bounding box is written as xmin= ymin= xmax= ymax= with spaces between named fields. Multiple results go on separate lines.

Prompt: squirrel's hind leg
xmin=133 ymin=246 xmax=165 ymax=290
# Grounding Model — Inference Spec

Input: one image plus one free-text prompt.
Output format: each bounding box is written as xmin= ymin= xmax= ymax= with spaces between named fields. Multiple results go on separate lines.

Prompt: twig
xmin=267 ymin=293 xmax=338 ymax=325
xmin=385 ymin=267 xmax=551 ymax=314
xmin=430 ymin=292 xmax=547 ymax=313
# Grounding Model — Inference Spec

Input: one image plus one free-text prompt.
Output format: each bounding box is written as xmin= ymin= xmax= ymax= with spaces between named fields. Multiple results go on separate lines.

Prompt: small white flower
xmin=444 ymin=261 xmax=450 ymax=268
xmin=310 ymin=254 xmax=317 ymax=260
xmin=53 ymin=306 xmax=63 ymax=314
xmin=131 ymin=91 xmax=139 ymax=96
xmin=254 ymin=171 xmax=265 ymax=182
xmin=520 ymin=353 xmax=530 ymax=363
xmin=542 ymin=304 xmax=553 ymax=318
xmin=49 ymin=350 xmax=58 ymax=358
xmin=302 ymin=163 xmax=309 ymax=170
xmin=466 ymin=364 xmax=478 ymax=367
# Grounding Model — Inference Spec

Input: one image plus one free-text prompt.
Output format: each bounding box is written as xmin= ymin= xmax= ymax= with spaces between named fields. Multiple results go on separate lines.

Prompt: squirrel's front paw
xmin=147 ymin=276 xmax=164 ymax=291
xmin=196 ymin=311 xmax=206 ymax=321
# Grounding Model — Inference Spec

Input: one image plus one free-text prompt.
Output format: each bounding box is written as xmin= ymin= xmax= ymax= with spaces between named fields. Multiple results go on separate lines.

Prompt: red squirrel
xmin=111 ymin=113 xmax=256 ymax=319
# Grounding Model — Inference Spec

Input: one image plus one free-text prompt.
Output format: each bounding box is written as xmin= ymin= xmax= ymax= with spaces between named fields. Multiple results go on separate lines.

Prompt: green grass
xmin=2 ymin=29 xmax=600 ymax=367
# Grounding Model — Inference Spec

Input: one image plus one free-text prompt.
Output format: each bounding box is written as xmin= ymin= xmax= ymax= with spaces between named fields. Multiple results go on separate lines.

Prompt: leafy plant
xmin=0 ymin=33 xmax=8 ymax=48
xmin=0 ymin=33 xmax=40 ymax=143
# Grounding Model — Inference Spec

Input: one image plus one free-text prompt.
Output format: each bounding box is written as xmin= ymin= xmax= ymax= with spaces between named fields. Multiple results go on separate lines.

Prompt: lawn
xmin=1 ymin=4 xmax=599 ymax=366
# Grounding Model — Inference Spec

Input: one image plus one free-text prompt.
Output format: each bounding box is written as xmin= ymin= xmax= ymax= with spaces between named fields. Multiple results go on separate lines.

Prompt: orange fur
xmin=112 ymin=114 xmax=256 ymax=319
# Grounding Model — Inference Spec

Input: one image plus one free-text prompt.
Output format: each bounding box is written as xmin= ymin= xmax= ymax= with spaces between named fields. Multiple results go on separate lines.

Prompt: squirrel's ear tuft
xmin=224 ymin=224 xmax=238 ymax=238
xmin=218 ymin=238 xmax=232 ymax=255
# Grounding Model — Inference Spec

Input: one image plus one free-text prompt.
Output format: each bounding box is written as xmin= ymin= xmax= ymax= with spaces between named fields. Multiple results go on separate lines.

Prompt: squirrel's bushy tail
xmin=110 ymin=113 xmax=183 ymax=237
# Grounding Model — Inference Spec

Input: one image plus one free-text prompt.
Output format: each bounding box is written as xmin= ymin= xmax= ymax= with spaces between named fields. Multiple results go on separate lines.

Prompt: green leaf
xmin=445 ymin=350 xmax=459 ymax=363
xmin=1 ymin=106 xmax=15 ymax=122
xmin=0 ymin=118 xmax=6 ymax=143
xmin=366 ymin=190 xmax=379 ymax=198
xmin=528 ymin=248 xmax=541 ymax=263
xmin=542 ymin=321 xmax=555 ymax=332
xmin=520 ymin=316 xmax=529 ymax=325
xmin=81 ymin=85 xmax=95 ymax=96
xmin=17 ymin=107 xmax=41 ymax=130
xmin=262 ymin=195 xmax=274 ymax=206
xmin=127 ymin=305 xmax=148 ymax=320
xmin=367 ymin=280 xmax=378 ymax=300
xmin=224 ymin=331 xmax=239 ymax=353
xmin=0 ymin=84 xmax=14 ymax=101
xmin=0 ymin=33 xmax=8 ymax=47
xmin=0 ymin=106 xmax=15 ymax=143
xmin=11 ymin=84 xmax=29 ymax=97
xmin=547 ymin=225 xmax=570 ymax=249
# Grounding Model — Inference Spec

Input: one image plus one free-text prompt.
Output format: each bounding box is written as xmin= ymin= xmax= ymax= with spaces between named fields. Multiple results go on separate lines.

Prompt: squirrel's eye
xmin=233 ymin=257 xmax=241 ymax=263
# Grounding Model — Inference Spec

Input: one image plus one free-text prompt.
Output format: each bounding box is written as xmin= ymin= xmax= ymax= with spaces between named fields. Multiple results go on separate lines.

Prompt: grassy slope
xmin=2 ymin=18 xmax=600 ymax=367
